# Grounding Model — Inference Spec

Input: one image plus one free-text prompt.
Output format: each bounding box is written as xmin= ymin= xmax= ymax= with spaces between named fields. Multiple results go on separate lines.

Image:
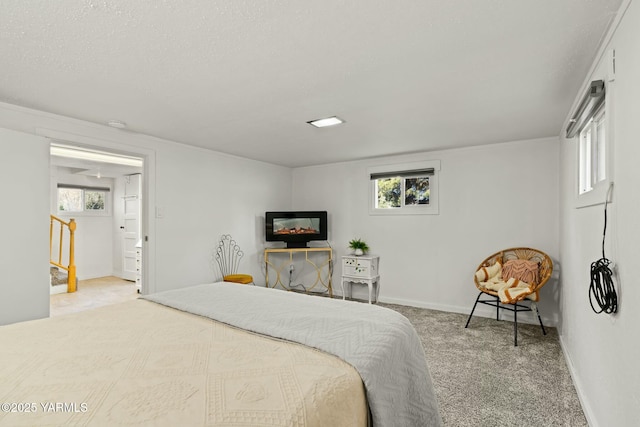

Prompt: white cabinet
xmin=341 ymin=255 xmax=380 ymax=304
xmin=135 ymin=239 xmax=142 ymax=293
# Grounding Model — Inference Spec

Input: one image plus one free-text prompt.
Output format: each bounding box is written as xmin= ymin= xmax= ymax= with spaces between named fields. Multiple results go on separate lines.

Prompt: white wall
xmin=0 ymin=102 xmax=292 ymax=323
xmin=50 ymin=167 xmax=114 ymax=280
xmin=293 ymin=137 xmax=560 ymax=324
xmin=152 ymin=142 xmax=292 ymax=292
xmin=0 ymin=128 xmax=50 ymax=324
xmin=559 ymin=1 xmax=640 ymax=426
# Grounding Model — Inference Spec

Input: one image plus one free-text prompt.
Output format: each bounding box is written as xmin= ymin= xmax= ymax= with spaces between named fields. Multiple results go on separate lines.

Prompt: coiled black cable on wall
xmin=589 ymin=183 xmax=617 ymax=314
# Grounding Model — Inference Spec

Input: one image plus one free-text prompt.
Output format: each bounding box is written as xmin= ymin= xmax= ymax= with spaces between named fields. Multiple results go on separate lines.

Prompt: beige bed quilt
xmin=0 ymin=299 xmax=367 ymax=426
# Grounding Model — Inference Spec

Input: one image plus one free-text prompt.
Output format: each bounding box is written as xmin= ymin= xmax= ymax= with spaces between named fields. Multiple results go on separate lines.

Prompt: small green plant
xmin=348 ymin=238 xmax=369 ymax=253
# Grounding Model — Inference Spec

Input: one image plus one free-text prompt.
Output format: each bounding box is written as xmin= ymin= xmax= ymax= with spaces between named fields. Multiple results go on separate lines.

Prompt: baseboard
xmin=377 ymin=296 xmax=557 ymax=327
xmin=378 ymin=296 xmax=469 ymax=314
xmin=558 ymin=334 xmax=597 ymax=427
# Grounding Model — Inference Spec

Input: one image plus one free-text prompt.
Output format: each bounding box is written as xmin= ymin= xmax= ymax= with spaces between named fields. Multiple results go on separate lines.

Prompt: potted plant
xmin=348 ymin=238 xmax=369 ymax=256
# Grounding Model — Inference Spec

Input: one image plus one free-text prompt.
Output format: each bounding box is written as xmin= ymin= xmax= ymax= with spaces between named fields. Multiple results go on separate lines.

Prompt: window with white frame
xmin=566 ymin=78 xmax=612 ymax=207
xmin=579 ymin=106 xmax=606 ymax=195
xmin=369 ymin=160 xmax=440 ymax=215
xmin=57 ymin=184 xmax=110 ymax=214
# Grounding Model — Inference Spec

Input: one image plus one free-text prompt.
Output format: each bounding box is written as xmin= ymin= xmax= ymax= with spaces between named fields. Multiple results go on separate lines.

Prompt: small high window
xmin=369 ymin=160 xmax=440 ymax=215
xmin=578 ymin=106 xmax=606 ymax=195
xmin=566 ymin=78 xmax=612 ymax=207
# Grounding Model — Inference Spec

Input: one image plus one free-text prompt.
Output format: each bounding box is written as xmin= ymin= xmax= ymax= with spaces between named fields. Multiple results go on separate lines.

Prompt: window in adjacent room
xmin=57 ymin=184 xmax=110 ymax=214
xmin=369 ymin=160 xmax=440 ymax=215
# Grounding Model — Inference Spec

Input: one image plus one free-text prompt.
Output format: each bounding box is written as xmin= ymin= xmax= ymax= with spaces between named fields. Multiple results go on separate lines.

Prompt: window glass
xmin=579 ymin=106 xmax=606 ymax=195
xmin=595 ymin=109 xmax=606 ymax=183
xmin=376 ymin=177 xmax=401 ymax=208
xmin=58 ymin=188 xmax=83 ymax=212
xmin=85 ymin=190 xmax=106 ymax=210
xmin=405 ymin=177 xmax=429 ymax=206
xmin=375 ymin=176 xmax=431 ymax=208
xmin=579 ymin=127 xmax=592 ymax=194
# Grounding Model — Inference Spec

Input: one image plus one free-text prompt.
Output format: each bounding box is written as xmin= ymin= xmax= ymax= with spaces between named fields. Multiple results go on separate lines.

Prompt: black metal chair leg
xmin=496 ymin=296 xmax=500 ymax=320
xmin=465 ymin=292 xmax=483 ymax=328
xmin=537 ymin=310 xmax=547 ymax=336
xmin=514 ymin=304 xmax=518 ymax=346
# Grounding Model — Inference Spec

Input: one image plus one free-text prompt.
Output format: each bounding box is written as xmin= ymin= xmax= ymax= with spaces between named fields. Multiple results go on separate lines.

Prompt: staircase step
xmin=49 ymin=266 xmax=68 ymax=286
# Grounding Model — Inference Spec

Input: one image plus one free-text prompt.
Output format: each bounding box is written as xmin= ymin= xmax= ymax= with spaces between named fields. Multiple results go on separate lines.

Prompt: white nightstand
xmin=341 ymin=255 xmax=380 ymax=304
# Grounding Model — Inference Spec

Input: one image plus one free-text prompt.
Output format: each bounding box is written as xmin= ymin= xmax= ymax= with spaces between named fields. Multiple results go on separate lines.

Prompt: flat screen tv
xmin=265 ymin=211 xmax=328 ymax=248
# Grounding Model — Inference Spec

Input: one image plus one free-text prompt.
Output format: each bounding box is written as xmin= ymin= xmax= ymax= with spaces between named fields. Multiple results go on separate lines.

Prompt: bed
xmin=0 ymin=282 xmax=441 ymax=426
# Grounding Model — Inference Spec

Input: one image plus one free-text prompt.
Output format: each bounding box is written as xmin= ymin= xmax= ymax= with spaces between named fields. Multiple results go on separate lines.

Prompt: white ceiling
xmin=0 ymin=0 xmax=622 ymax=168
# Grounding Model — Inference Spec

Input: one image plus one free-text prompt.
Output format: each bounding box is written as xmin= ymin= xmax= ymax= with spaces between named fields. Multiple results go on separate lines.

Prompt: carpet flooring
xmin=384 ymin=303 xmax=586 ymax=427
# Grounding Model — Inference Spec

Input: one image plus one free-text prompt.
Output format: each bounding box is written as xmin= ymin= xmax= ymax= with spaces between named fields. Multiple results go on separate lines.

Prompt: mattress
xmin=0 ymin=298 xmax=367 ymax=426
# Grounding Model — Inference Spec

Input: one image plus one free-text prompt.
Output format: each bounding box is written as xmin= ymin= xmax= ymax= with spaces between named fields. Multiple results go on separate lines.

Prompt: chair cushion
xmin=223 ymin=274 xmax=254 ymax=284
xmin=502 ymin=259 xmax=540 ymax=284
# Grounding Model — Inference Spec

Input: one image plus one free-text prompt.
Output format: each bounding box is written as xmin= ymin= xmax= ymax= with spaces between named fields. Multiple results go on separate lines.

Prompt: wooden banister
xmin=50 ymin=215 xmax=77 ymax=293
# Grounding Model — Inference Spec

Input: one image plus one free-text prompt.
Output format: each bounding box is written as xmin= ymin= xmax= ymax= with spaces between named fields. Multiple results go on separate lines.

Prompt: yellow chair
xmin=464 ymin=247 xmax=553 ymax=346
xmin=215 ymin=235 xmax=254 ymax=284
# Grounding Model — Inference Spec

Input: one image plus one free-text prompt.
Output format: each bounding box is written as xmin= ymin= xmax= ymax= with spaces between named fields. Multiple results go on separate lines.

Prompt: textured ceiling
xmin=0 ymin=0 xmax=622 ymax=167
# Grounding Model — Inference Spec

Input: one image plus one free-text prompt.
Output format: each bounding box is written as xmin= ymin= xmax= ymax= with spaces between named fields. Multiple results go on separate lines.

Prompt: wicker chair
xmin=464 ymin=247 xmax=553 ymax=346
xmin=215 ymin=234 xmax=254 ymax=285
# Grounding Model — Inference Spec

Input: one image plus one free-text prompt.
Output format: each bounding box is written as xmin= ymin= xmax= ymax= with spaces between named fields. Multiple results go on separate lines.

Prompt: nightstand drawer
xmin=343 ymin=265 xmax=371 ymax=276
xmin=342 ymin=255 xmax=379 ymax=278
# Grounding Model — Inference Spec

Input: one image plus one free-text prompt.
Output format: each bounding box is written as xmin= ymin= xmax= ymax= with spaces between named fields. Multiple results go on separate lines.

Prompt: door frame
xmin=38 ymin=128 xmax=156 ymax=295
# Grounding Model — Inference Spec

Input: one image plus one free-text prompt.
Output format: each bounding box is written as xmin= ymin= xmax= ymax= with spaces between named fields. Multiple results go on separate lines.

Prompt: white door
xmin=121 ymin=174 xmax=141 ymax=281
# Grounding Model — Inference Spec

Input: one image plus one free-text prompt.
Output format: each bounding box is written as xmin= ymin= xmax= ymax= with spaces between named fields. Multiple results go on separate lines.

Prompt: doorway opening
xmin=49 ymin=141 xmax=148 ymax=313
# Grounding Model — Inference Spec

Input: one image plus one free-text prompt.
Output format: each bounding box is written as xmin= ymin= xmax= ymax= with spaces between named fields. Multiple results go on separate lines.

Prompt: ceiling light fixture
xmin=307 ymin=116 xmax=344 ymax=128
xmin=107 ymin=120 xmax=127 ymax=129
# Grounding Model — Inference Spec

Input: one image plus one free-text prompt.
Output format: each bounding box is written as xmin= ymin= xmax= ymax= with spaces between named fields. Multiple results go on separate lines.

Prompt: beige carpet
xmin=50 ymin=276 xmax=138 ymax=317
xmin=385 ymin=303 xmax=586 ymax=427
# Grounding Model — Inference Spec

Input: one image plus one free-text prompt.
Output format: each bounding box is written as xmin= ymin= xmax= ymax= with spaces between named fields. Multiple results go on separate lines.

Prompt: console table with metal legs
xmin=264 ymin=247 xmax=333 ymax=296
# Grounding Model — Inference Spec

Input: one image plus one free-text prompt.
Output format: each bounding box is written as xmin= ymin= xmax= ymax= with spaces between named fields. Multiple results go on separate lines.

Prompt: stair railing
xmin=50 ymin=215 xmax=77 ymax=293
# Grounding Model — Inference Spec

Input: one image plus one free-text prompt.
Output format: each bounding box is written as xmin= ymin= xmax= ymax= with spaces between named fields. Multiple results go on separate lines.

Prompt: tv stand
xmin=286 ymin=241 xmax=308 ymax=249
xmin=264 ymin=247 xmax=333 ymax=296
